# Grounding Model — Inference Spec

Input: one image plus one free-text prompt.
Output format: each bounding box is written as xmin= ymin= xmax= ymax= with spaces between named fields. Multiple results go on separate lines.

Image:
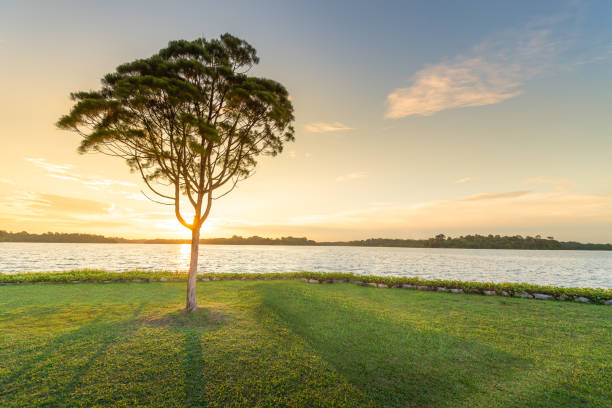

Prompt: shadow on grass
xmin=0 ymin=303 xmax=145 ymax=405
xmin=141 ymin=307 xmax=224 ymax=329
xmin=183 ymin=329 xmax=206 ymax=408
xmin=2 ymin=304 xmax=223 ymax=407
xmin=257 ymin=285 xmax=532 ymax=408
xmin=141 ymin=307 xmax=223 ymax=407
xmin=0 ymin=306 xmax=129 ymax=392
xmin=513 ymin=375 xmax=610 ymax=408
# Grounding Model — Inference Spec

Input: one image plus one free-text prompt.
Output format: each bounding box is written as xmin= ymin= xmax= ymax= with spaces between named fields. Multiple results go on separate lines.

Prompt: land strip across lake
xmin=1 ymin=270 xmax=611 ymax=305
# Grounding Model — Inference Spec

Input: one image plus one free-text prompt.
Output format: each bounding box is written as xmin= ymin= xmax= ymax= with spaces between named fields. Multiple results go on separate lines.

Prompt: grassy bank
xmin=1 ymin=270 xmax=611 ymax=304
xmin=1 ymin=280 xmax=610 ymax=407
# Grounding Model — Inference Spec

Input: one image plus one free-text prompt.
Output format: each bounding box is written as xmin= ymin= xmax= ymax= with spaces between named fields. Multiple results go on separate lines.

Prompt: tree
xmin=57 ymin=34 xmax=295 ymax=311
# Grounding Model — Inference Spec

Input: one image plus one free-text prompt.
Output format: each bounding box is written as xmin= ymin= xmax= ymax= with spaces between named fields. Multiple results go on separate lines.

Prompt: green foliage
xmin=0 ymin=231 xmax=117 ymax=243
xmin=1 ymin=281 xmax=610 ymax=407
xmin=2 ymin=230 xmax=610 ymax=250
xmin=196 ymin=235 xmax=317 ymax=246
xmin=1 ymin=270 xmax=610 ymax=303
xmin=56 ymin=34 xmax=295 ymax=233
xmin=333 ymin=234 xmax=612 ymax=250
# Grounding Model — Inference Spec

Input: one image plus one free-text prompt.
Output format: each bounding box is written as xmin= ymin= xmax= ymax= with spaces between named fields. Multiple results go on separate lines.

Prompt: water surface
xmin=0 ymin=243 xmax=610 ymax=288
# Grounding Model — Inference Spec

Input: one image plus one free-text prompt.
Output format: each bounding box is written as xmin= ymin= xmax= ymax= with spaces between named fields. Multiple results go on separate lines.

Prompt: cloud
xmin=0 ymin=217 xmax=126 ymax=231
xmin=27 ymin=157 xmax=136 ymax=188
xmin=0 ymin=178 xmax=16 ymax=185
xmin=385 ymin=13 xmax=583 ymax=118
xmin=48 ymin=174 xmax=135 ymax=187
xmin=26 ymin=158 xmax=72 ymax=173
xmin=124 ymin=193 xmax=148 ymax=201
xmin=336 ymin=172 xmax=367 ymax=183
xmin=526 ymin=177 xmax=572 ymax=184
xmin=229 ymin=191 xmax=612 ymax=242
xmin=386 ymin=58 xmax=522 ymax=118
xmin=455 ymin=177 xmax=472 ymax=184
xmin=459 ymin=190 xmax=531 ymax=201
xmin=0 ymin=192 xmax=179 ymax=237
xmin=305 ymin=122 xmax=353 ymax=133
xmin=4 ymin=192 xmax=111 ymax=216
xmin=525 ymin=177 xmax=574 ymax=191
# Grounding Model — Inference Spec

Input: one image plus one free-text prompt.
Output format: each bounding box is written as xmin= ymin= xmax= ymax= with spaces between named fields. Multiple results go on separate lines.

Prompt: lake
xmin=0 ymin=243 xmax=610 ymax=288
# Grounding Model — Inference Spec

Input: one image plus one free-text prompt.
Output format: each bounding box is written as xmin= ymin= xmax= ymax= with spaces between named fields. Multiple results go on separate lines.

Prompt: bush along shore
xmin=1 ymin=270 xmax=610 ymax=305
xmin=3 ymin=231 xmax=612 ymax=250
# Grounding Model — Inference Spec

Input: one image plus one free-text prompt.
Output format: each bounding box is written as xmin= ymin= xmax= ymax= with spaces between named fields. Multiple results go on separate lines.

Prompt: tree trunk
xmin=186 ymin=227 xmax=200 ymax=311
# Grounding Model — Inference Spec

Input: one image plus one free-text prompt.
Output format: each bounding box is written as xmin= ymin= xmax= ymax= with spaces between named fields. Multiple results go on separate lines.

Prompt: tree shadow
xmin=2 ymin=303 xmax=224 ymax=407
xmin=183 ymin=329 xmax=206 ymax=408
xmin=502 ymin=375 xmax=610 ymax=408
xmin=1 ymin=303 xmax=146 ymax=405
xmin=141 ymin=306 xmax=223 ymax=407
xmin=258 ymin=286 xmax=532 ymax=408
xmin=140 ymin=307 xmax=224 ymax=329
xmin=0 ymin=313 xmax=109 ymax=392
xmin=190 ymin=295 xmax=367 ymax=407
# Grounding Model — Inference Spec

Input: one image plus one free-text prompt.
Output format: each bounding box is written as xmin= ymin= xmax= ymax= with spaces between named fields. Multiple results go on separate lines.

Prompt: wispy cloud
xmin=305 ymin=122 xmax=353 ymax=133
xmin=4 ymin=192 xmax=112 ymax=216
xmin=526 ymin=177 xmax=572 ymax=184
xmin=124 ymin=193 xmax=148 ymax=201
xmin=455 ymin=177 xmax=472 ymax=184
xmin=0 ymin=178 xmax=16 ymax=185
xmin=459 ymin=190 xmax=531 ymax=201
xmin=0 ymin=191 xmax=185 ymax=236
xmin=336 ymin=172 xmax=367 ymax=183
xmin=231 ymin=191 xmax=612 ymax=241
xmin=26 ymin=158 xmax=72 ymax=173
xmin=385 ymin=12 xmax=591 ymax=118
xmin=0 ymin=191 xmax=146 ymax=236
xmin=525 ymin=176 xmax=574 ymax=191
xmin=27 ymin=158 xmax=136 ymax=188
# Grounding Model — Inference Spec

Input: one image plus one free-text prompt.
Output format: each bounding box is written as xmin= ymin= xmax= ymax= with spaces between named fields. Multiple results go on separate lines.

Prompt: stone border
xmin=2 ymin=271 xmax=610 ymax=305
xmin=304 ymin=278 xmax=612 ymax=305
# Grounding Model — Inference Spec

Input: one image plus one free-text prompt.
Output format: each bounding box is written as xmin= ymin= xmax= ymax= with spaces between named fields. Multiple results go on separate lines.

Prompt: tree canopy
xmin=57 ymin=34 xmax=295 ymax=310
xmin=57 ymin=34 xmax=294 ymax=231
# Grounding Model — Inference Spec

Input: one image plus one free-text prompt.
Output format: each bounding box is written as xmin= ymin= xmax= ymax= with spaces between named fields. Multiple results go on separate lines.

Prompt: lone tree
xmin=57 ymin=34 xmax=295 ymax=311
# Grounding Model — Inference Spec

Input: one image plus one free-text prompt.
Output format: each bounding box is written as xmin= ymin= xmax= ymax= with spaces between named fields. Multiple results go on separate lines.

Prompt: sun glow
xmin=153 ymin=217 xmax=216 ymax=238
xmin=201 ymin=221 xmax=215 ymax=234
xmin=179 ymin=243 xmax=191 ymax=259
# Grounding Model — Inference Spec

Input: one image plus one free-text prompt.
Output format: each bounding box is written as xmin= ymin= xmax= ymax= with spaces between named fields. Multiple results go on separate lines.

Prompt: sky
xmin=1 ymin=0 xmax=611 ymax=242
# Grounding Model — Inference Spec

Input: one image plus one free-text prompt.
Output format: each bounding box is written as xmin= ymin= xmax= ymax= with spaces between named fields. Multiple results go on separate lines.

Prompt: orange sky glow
xmin=1 ymin=2 xmax=611 ymax=242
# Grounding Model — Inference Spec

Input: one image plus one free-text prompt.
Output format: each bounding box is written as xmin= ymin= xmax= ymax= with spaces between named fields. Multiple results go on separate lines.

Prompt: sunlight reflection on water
xmin=0 ymin=243 xmax=610 ymax=288
xmin=179 ymin=244 xmax=191 ymax=262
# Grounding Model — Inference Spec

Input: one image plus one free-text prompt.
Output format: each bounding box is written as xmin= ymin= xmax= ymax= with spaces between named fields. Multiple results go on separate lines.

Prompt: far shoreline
xmin=1 ymin=231 xmax=611 ymax=251
xmin=3 ymin=241 xmax=612 ymax=252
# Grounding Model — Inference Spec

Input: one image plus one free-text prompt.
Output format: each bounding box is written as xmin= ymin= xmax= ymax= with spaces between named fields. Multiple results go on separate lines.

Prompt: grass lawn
xmin=1 ymin=280 xmax=610 ymax=407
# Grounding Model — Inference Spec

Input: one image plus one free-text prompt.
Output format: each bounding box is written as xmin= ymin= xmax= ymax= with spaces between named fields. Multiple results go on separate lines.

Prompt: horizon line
xmin=1 ymin=230 xmax=611 ymax=246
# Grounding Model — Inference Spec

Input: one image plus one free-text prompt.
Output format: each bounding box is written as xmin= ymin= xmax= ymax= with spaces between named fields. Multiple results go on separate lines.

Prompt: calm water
xmin=0 ymin=243 xmax=610 ymax=288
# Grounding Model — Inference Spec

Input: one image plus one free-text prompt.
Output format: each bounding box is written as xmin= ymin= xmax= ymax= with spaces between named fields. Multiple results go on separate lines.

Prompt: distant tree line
xmin=0 ymin=231 xmax=316 ymax=246
xmin=131 ymin=235 xmax=317 ymax=246
xmin=1 ymin=230 xmax=610 ymax=250
xmin=0 ymin=231 xmax=117 ymax=243
xmin=327 ymin=234 xmax=612 ymax=250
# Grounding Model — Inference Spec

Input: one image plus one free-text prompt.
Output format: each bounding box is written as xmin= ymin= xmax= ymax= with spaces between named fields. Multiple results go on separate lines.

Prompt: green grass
xmin=2 ymin=270 xmax=610 ymax=303
xmin=1 ymin=280 xmax=610 ymax=407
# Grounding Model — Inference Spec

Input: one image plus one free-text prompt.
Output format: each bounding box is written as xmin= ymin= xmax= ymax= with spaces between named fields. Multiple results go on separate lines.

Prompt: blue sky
xmin=1 ymin=1 xmax=611 ymax=241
